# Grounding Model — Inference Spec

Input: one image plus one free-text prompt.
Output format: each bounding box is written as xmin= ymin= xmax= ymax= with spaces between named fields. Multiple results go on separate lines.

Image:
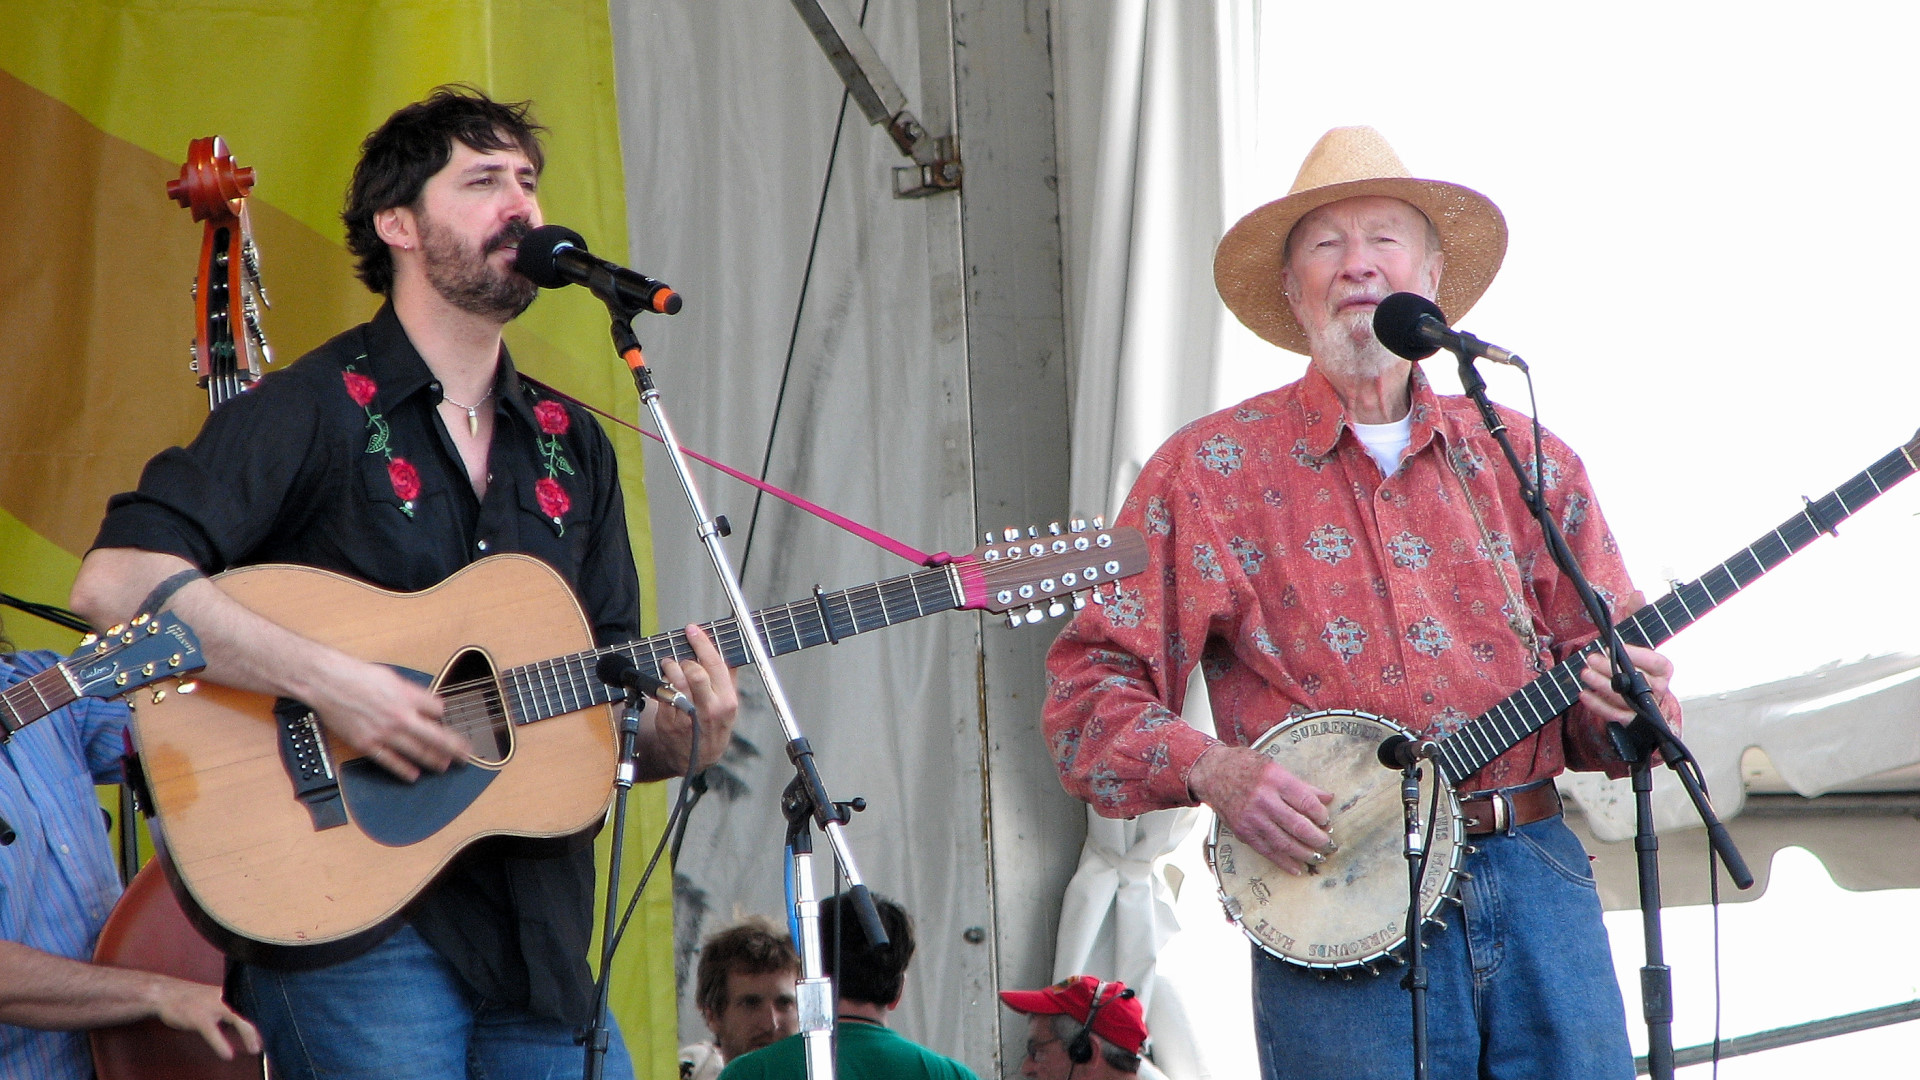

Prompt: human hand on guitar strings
xmin=1576 ymin=643 xmax=1678 ymax=728
xmin=1188 ymin=745 xmax=1337 ymax=876
xmin=631 ymin=623 xmax=739 ymax=782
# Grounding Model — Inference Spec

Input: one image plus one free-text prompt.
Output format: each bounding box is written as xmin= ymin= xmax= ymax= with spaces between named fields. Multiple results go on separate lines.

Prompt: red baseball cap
xmin=999 ymin=975 xmax=1148 ymax=1056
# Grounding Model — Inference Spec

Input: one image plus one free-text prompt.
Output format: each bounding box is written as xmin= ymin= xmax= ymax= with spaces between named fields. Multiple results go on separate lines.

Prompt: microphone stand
xmin=602 ymin=301 xmax=887 ymax=1080
xmin=1399 ymin=758 xmax=1431 ymax=1080
xmin=582 ymin=685 xmax=648 ymax=1080
xmin=1447 ymin=352 xmax=1752 ymax=1080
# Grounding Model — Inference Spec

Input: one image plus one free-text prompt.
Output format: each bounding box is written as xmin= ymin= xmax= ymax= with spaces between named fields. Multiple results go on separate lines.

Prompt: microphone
xmin=596 ymin=653 xmax=696 ymax=716
xmin=1376 ymin=733 xmax=1439 ymax=771
xmin=515 ymin=225 xmax=682 ymax=315
xmin=1372 ymin=292 xmax=1527 ymax=371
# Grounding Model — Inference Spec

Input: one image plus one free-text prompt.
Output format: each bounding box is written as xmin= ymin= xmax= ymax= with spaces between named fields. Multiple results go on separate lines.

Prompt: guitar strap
xmin=134 ymin=567 xmax=208 ymax=620
xmin=1441 ymin=438 xmax=1549 ymax=675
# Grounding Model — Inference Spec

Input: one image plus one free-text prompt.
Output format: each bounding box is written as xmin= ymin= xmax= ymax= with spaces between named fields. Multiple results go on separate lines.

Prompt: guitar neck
xmin=0 ymin=664 xmax=79 ymax=740
xmin=1435 ymin=437 xmax=1920 ymax=786
xmin=500 ymin=563 xmax=964 ymax=725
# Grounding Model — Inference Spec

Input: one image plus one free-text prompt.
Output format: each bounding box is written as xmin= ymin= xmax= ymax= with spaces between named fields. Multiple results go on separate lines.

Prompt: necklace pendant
xmin=466 ymin=408 xmax=479 ymax=437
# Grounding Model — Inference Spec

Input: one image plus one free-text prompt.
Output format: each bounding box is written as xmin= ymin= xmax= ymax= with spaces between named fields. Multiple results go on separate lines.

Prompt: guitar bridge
xmin=274 ymin=698 xmax=347 ymax=831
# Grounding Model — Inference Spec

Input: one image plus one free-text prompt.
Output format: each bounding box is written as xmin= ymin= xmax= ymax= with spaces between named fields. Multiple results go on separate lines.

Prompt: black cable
xmin=0 ymin=593 xmax=90 ymax=634
xmin=603 ymin=700 xmax=703 ymax=970
xmin=738 ymin=0 xmax=875 ymax=583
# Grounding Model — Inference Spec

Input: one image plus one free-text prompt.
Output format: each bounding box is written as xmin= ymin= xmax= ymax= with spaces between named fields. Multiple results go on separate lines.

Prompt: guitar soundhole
xmin=438 ymin=648 xmax=512 ymax=766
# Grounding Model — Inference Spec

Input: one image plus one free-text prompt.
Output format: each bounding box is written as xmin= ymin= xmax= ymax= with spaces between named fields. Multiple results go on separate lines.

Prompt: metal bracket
xmin=789 ymin=0 xmax=962 ymax=197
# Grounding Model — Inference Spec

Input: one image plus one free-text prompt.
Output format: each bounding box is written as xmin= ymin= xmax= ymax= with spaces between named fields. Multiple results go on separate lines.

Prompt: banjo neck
xmin=1434 ymin=430 xmax=1920 ymax=787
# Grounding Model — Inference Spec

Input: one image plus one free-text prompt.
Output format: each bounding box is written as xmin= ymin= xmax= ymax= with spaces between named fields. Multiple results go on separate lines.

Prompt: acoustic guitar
xmin=0 ymin=615 xmax=203 ymax=738
xmin=131 ymin=525 xmax=1147 ymax=967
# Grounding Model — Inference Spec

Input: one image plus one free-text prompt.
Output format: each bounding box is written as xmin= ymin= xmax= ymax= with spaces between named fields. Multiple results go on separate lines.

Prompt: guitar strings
xmin=421 ymin=570 xmax=960 ymax=743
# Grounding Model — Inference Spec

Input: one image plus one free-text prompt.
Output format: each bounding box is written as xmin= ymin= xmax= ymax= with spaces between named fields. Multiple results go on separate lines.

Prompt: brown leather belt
xmin=1460 ymin=784 xmax=1562 ymax=836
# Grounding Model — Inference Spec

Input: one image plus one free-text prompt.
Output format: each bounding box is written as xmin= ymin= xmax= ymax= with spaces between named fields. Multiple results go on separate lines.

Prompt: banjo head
xmin=1206 ymin=709 xmax=1462 ymax=970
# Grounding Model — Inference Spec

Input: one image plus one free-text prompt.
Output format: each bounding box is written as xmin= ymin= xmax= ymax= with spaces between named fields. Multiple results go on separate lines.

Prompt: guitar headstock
xmin=65 ymin=613 xmax=207 ymax=704
xmin=952 ymin=518 xmax=1149 ymax=628
xmin=170 ymin=136 xmax=272 ymax=409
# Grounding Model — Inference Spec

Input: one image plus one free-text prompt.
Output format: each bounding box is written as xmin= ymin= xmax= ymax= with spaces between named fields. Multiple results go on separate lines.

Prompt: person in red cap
xmin=1000 ymin=976 xmax=1150 ymax=1080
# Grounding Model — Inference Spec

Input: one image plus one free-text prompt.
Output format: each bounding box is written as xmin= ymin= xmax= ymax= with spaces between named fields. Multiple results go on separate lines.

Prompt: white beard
xmin=1306 ymin=308 xmax=1400 ymax=381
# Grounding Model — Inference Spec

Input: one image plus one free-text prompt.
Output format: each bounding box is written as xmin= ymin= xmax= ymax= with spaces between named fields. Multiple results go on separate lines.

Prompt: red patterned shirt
xmin=1043 ymin=364 xmax=1667 ymax=816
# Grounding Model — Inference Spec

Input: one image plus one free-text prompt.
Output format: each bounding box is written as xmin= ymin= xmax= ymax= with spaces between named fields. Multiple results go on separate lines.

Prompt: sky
xmin=1171 ymin=2 xmax=1920 ymax=1075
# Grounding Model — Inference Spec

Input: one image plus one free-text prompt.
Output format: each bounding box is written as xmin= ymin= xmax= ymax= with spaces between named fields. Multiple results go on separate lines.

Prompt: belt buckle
xmin=1491 ymin=789 xmax=1514 ymax=836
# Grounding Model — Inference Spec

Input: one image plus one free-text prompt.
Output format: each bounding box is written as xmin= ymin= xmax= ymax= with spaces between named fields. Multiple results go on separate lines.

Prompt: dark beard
xmin=419 ymin=215 xmax=538 ymax=322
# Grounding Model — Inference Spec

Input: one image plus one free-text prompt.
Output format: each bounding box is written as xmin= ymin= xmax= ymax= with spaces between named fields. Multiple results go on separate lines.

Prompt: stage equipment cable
xmin=738 ymin=0 xmax=876 ymax=583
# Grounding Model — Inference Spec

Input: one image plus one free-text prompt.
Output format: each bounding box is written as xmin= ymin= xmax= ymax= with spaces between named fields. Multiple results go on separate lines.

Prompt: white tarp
xmin=612 ymin=0 xmax=995 ymax=1064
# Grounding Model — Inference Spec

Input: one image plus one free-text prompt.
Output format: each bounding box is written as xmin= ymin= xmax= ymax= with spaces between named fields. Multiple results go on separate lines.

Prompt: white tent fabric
xmin=611 ymin=0 xmax=996 ymax=1064
xmin=1562 ymin=652 xmax=1920 ymax=840
xmin=1047 ymin=2 xmax=1258 ymax=1077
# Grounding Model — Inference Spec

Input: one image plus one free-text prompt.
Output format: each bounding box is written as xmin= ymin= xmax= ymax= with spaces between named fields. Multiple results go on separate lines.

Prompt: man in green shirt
xmin=718 ymin=893 xmax=979 ymax=1080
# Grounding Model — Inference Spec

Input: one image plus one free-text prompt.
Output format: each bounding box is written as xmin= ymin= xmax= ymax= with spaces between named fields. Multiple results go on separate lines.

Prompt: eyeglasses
xmin=1025 ymin=1035 xmax=1064 ymax=1061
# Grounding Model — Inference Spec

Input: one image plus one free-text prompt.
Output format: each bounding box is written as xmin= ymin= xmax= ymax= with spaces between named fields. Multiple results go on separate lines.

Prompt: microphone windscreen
xmin=596 ymin=652 xmax=636 ymax=689
xmin=515 ymin=224 xmax=588 ymax=289
xmin=1372 ymin=291 xmax=1446 ymax=362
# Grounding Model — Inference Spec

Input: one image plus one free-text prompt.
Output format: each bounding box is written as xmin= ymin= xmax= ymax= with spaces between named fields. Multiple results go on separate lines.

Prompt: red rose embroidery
xmin=388 ymin=458 xmax=422 ymax=502
xmin=343 ymin=371 xmax=379 ymax=407
xmin=534 ymin=400 xmax=571 ymax=435
xmin=536 ymin=476 xmax=571 ymax=520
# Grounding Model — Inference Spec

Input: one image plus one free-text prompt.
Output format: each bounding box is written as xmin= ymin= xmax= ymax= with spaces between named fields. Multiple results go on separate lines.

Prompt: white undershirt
xmin=1351 ymin=415 xmax=1413 ymax=478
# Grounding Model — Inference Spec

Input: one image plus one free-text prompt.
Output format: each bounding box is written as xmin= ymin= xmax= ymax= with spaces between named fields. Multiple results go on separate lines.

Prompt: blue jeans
xmin=1252 ymin=815 xmax=1633 ymax=1079
xmin=233 ymin=923 xmax=635 ymax=1080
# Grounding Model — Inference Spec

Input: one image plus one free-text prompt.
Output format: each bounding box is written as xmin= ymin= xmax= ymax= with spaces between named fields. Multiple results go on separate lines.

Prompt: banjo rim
xmin=1204 ymin=708 xmax=1466 ymax=971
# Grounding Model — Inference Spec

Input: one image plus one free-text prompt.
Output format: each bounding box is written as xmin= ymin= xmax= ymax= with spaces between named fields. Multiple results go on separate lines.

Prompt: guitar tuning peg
xmin=1024 ymin=605 xmax=1045 ymax=625
xmin=1090 ymin=587 xmax=1107 ymax=605
xmin=78 ymin=634 xmax=98 ymax=648
xmin=1069 ymin=518 xmax=1088 ymax=533
xmin=175 ymin=681 xmax=199 ymax=695
xmin=105 ymin=624 xmax=125 ymax=637
xmin=983 ymin=530 xmax=995 ymax=545
xmin=1002 ymin=527 xmax=1019 ymax=542
xmin=1027 ymin=525 xmax=1040 ymax=539
xmin=1092 ymin=515 xmax=1106 ymax=530
xmin=1071 ymin=592 xmax=1088 ymax=611
xmin=1047 ymin=599 xmax=1067 ymax=618
xmin=131 ymin=613 xmax=151 ymax=627
xmin=1048 ymin=521 xmax=1063 ymax=535
xmin=150 ymin=689 xmax=167 ymax=705
xmin=1005 ymin=612 xmax=1024 ymax=630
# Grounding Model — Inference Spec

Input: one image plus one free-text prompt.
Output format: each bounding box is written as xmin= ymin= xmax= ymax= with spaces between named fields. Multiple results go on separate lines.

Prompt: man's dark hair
xmin=695 ymin=917 xmax=800 ymax=1017
xmin=820 ymin=892 xmax=914 ymax=1008
xmin=342 ymin=84 xmax=547 ymax=295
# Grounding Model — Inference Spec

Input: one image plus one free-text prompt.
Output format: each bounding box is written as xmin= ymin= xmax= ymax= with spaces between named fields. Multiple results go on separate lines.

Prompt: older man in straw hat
xmin=1042 ymin=126 xmax=1677 ymax=1078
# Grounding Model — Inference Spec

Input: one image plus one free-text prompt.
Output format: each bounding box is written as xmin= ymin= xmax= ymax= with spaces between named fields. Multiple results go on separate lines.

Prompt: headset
xmin=1067 ymin=981 xmax=1135 ymax=1068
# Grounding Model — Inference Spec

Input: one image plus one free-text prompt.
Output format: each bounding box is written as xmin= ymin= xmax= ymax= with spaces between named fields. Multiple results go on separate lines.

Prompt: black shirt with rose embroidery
xmin=92 ymin=301 xmax=640 ymax=1027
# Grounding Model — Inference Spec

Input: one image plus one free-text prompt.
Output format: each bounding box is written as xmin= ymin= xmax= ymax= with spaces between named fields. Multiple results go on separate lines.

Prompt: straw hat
xmin=1213 ymin=126 xmax=1508 ymax=355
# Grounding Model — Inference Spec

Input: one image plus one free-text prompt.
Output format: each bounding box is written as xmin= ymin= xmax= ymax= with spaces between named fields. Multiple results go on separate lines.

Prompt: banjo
xmin=1210 ymin=426 xmax=1920 ymax=972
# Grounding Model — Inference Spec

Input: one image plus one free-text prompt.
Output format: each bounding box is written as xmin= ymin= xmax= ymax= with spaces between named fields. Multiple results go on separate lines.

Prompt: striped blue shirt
xmin=0 ymin=649 xmax=130 ymax=1080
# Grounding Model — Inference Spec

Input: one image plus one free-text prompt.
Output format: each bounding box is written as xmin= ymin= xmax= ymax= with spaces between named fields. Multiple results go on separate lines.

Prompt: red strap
xmin=527 ymin=380 xmax=948 ymax=567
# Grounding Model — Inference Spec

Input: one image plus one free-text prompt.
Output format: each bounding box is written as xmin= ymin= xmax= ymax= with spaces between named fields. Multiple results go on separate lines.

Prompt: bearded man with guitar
xmin=71 ymin=86 xmax=738 ymax=1080
xmin=1042 ymin=126 xmax=1679 ymax=1080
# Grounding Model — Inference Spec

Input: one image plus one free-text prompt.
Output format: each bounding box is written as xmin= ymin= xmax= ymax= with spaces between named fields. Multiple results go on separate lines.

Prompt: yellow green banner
xmin=0 ymin=3 xmax=674 ymax=1073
